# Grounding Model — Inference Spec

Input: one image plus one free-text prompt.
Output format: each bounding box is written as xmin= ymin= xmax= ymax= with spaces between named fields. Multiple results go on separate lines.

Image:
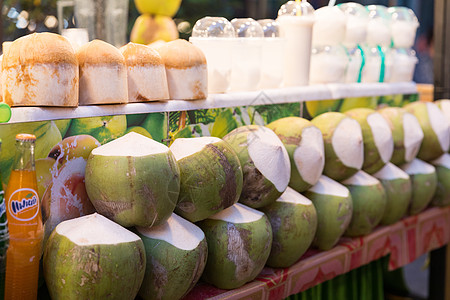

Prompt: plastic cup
xmin=345 ymin=46 xmax=363 ymax=83
xmin=388 ymin=7 xmax=419 ymax=49
xmin=360 ymin=45 xmax=393 ymax=83
xmin=388 ymin=48 xmax=418 ymax=82
xmin=312 ymin=6 xmax=346 ymax=46
xmin=259 ymin=37 xmax=285 ymax=89
xmin=310 ymin=45 xmax=349 ymax=84
xmin=338 ymin=2 xmax=369 ymax=48
xmin=366 ymin=5 xmax=392 ymax=47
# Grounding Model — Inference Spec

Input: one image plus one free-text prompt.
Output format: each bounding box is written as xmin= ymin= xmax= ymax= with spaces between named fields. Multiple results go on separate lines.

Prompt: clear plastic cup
xmin=388 ymin=48 xmax=418 ymax=82
xmin=388 ymin=7 xmax=419 ymax=49
xmin=366 ymin=5 xmax=391 ymax=47
xmin=258 ymin=19 xmax=280 ymax=38
xmin=277 ymin=1 xmax=315 ymax=87
xmin=312 ymin=6 xmax=346 ymax=46
xmin=338 ymin=2 xmax=369 ymax=48
xmin=190 ymin=17 xmax=236 ymax=94
xmin=360 ymin=45 xmax=393 ymax=83
xmin=345 ymin=46 xmax=363 ymax=83
xmin=310 ymin=45 xmax=349 ymax=84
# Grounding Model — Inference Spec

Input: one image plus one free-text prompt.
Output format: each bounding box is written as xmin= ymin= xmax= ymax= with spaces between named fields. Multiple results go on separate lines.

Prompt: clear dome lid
xmin=278 ymin=1 xmax=315 ymax=17
xmin=338 ymin=2 xmax=368 ymax=18
xmin=366 ymin=5 xmax=390 ymax=21
xmin=388 ymin=7 xmax=419 ymax=24
xmin=191 ymin=17 xmax=236 ymax=38
xmin=231 ymin=18 xmax=264 ymax=38
xmin=257 ymin=19 xmax=279 ymax=37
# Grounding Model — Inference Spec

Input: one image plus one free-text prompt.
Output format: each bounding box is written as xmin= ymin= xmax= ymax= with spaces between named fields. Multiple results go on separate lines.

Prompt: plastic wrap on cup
xmin=345 ymin=46 xmax=363 ymax=83
xmin=366 ymin=5 xmax=391 ymax=47
xmin=360 ymin=45 xmax=392 ymax=83
xmin=310 ymin=45 xmax=349 ymax=84
xmin=312 ymin=6 xmax=346 ymax=46
xmin=388 ymin=48 xmax=418 ymax=82
xmin=277 ymin=1 xmax=315 ymax=87
xmin=190 ymin=17 xmax=236 ymax=94
xmin=388 ymin=7 xmax=419 ymax=49
xmin=338 ymin=2 xmax=369 ymax=48
xmin=229 ymin=18 xmax=264 ymax=92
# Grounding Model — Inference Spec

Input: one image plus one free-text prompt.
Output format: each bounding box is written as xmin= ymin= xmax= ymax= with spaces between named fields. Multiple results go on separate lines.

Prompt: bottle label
xmin=7 ymin=188 xmax=39 ymax=222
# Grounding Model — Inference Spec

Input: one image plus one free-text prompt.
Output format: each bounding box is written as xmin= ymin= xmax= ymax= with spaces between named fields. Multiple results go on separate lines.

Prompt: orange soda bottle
xmin=4 ymin=134 xmax=43 ymax=300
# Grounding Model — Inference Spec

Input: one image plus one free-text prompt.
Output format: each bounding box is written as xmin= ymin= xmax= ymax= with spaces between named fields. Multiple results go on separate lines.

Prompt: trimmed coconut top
xmin=427 ymin=102 xmax=450 ymax=152
xmin=401 ymin=158 xmax=436 ymax=175
xmin=403 ymin=113 xmax=424 ymax=162
xmin=208 ymin=203 xmax=264 ymax=224
xmin=170 ymin=137 xmax=222 ymax=161
xmin=157 ymin=39 xmax=207 ymax=69
xmin=372 ymin=162 xmax=410 ymax=180
xmin=332 ymin=117 xmax=364 ymax=169
xmin=432 ymin=153 xmax=450 ymax=169
xmin=277 ymin=187 xmax=313 ymax=205
xmin=367 ymin=112 xmax=394 ymax=163
xmin=247 ymin=127 xmax=291 ymax=192
xmin=438 ymin=100 xmax=450 ymax=122
xmin=76 ymin=39 xmax=125 ymax=67
xmin=137 ymin=213 xmax=204 ymax=251
xmin=120 ymin=42 xmax=164 ymax=67
xmin=293 ymin=126 xmax=325 ymax=185
xmin=56 ymin=213 xmax=140 ymax=245
xmin=308 ymin=175 xmax=350 ymax=198
xmin=91 ymin=132 xmax=169 ymax=157
xmin=342 ymin=170 xmax=380 ymax=186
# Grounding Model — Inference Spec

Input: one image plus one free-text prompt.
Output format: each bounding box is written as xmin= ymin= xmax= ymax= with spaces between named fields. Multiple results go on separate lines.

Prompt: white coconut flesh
xmin=439 ymin=100 xmax=450 ymax=123
xmin=169 ymin=137 xmax=222 ymax=160
xmin=427 ymin=102 xmax=450 ymax=152
xmin=247 ymin=127 xmax=291 ymax=192
xmin=56 ymin=213 xmax=140 ymax=246
xmin=342 ymin=170 xmax=380 ymax=186
xmin=308 ymin=175 xmax=350 ymax=198
xmin=208 ymin=203 xmax=264 ymax=224
xmin=277 ymin=187 xmax=313 ymax=205
xmin=137 ymin=213 xmax=204 ymax=251
xmin=432 ymin=153 xmax=450 ymax=169
xmin=403 ymin=113 xmax=424 ymax=162
xmin=91 ymin=132 xmax=169 ymax=156
xmin=402 ymin=158 xmax=436 ymax=175
xmin=372 ymin=163 xmax=409 ymax=180
xmin=367 ymin=113 xmax=394 ymax=163
xmin=331 ymin=118 xmax=364 ymax=169
xmin=293 ymin=126 xmax=325 ymax=185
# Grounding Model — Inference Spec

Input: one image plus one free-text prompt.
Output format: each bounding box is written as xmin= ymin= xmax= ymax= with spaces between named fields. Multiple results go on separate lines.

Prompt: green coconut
xmin=431 ymin=153 xmax=450 ymax=206
xmin=223 ymin=125 xmax=291 ymax=208
xmin=435 ymin=99 xmax=450 ymax=153
xmin=345 ymin=108 xmax=394 ymax=174
xmin=373 ymin=163 xmax=412 ymax=225
xmin=198 ymin=203 xmax=272 ymax=289
xmin=169 ymin=137 xmax=243 ymax=222
xmin=266 ymin=117 xmax=325 ymax=192
xmin=136 ymin=213 xmax=208 ymax=300
xmin=43 ymin=213 xmax=145 ymax=300
xmin=303 ymin=175 xmax=353 ymax=251
xmin=85 ymin=132 xmax=180 ymax=227
xmin=259 ymin=187 xmax=317 ymax=268
xmin=401 ymin=158 xmax=438 ymax=215
xmin=311 ymin=112 xmax=364 ymax=181
xmin=342 ymin=170 xmax=387 ymax=236
xmin=404 ymin=102 xmax=449 ymax=162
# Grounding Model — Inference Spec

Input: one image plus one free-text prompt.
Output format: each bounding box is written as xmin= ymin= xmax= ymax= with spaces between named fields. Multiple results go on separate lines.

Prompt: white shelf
xmin=6 ymin=82 xmax=417 ymax=124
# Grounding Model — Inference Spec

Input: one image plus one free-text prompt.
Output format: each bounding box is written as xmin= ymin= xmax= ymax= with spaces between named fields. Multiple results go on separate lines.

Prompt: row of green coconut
xmin=42 ymin=100 xmax=450 ymax=300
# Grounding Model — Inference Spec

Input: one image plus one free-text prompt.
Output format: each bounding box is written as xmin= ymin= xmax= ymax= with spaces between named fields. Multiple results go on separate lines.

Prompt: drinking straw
xmin=328 ymin=0 xmax=336 ymax=6
xmin=296 ymin=0 xmax=302 ymax=16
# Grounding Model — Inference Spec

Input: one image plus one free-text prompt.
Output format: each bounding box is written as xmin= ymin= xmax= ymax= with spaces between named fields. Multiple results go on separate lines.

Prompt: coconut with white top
xmin=136 ymin=213 xmax=207 ymax=300
xmin=372 ymin=163 xmax=412 ymax=225
xmin=345 ymin=108 xmax=394 ymax=174
xmin=169 ymin=137 xmax=243 ymax=222
xmin=404 ymin=102 xmax=450 ymax=162
xmin=43 ymin=213 xmax=145 ymax=300
xmin=303 ymin=175 xmax=353 ymax=251
xmin=435 ymin=99 xmax=450 ymax=152
xmin=85 ymin=132 xmax=180 ymax=227
xmin=401 ymin=159 xmax=438 ymax=215
xmin=311 ymin=112 xmax=364 ymax=181
xmin=259 ymin=187 xmax=317 ymax=268
xmin=431 ymin=153 xmax=450 ymax=206
xmin=198 ymin=203 xmax=272 ymax=289
xmin=120 ymin=43 xmax=169 ymax=102
xmin=342 ymin=170 xmax=387 ymax=237
xmin=223 ymin=125 xmax=291 ymax=208
xmin=266 ymin=117 xmax=325 ymax=193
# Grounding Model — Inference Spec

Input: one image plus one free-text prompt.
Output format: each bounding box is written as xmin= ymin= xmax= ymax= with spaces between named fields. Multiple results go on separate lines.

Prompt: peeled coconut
xmin=303 ymin=175 xmax=353 ymax=251
xmin=342 ymin=171 xmax=387 ymax=236
xmin=401 ymin=159 xmax=438 ymax=215
xmin=136 ymin=213 xmax=208 ymax=300
xmin=43 ymin=213 xmax=145 ymax=300
xmin=372 ymin=163 xmax=412 ymax=225
xmin=404 ymin=102 xmax=450 ymax=161
xmin=198 ymin=203 xmax=272 ymax=289
xmin=435 ymin=99 xmax=450 ymax=127
xmin=266 ymin=117 xmax=325 ymax=192
xmin=311 ymin=112 xmax=364 ymax=181
xmin=259 ymin=187 xmax=317 ymax=268
xmin=345 ymin=108 xmax=394 ymax=174
xmin=431 ymin=154 xmax=450 ymax=206
xmin=169 ymin=137 xmax=243 ymax=222
xmin=222 ymin=125 xmax=291 ymax=208
xmin=85 ymin=132 xmax=180 ymax=227
xmin=378 ymin=107 xmax=424 ymax=166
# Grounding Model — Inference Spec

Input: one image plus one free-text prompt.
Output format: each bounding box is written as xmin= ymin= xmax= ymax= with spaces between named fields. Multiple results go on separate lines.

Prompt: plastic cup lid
xmin=0 ymin=103 xmax=11 ymax=123
xmin=191 ymin=17 xmax=236 ymax=38
xmin=231 ymin=18 xmax=264 ymax=38
xmin=338 ymin=2 xmax=369 ymax=18
xmin=388 ymin=6 xmax=419 ymax=24
xmin=257 ymin=19 xmax=280 ymax=37
xmin=278 ymin=1 xmax=315 ymax=17
xmin=366 ymin=5 xmax=390 ymax=20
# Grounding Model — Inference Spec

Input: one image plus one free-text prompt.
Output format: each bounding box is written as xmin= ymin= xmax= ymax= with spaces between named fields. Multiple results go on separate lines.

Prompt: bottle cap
xmin=15 ymin=133 xmax=36 ymax=142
